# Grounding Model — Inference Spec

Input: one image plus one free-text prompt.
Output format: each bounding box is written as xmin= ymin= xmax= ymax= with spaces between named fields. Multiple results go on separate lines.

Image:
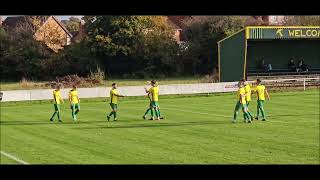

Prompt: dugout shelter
xmin=217 ymin=26 xmax=320 ymax=82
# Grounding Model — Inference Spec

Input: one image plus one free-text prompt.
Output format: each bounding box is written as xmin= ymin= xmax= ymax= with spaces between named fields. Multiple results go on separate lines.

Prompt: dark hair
xmin=151 ymin=80 xmax=156 ymax=84
xmin=240 ymin=78 xmax=245 ymax=82
xmin=72 ymin=85 xmax=76 ymax=88
xmin=256 ymin=79 xmax=262 ymax=83
xmin=112 ymin=83 xmax=116 ymax=86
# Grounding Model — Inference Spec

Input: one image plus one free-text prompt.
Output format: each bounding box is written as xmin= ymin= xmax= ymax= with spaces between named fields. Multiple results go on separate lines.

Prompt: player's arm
xmin=114 ymin=91 xmax=125 ymax=97
xmin=147 ymin=93 xmax=152 ymax=100
xmin=144 ymin=87 xmax=150 ymax=94
xmin=115 ymin=94 xmax=125 ymax=97
xmin=77 ymin=95 xmax=80 ymax=103
xmin=239 ymin=94 xmax=245 ymax=104
xmin=265 ymin=89 xmax=270 ymax=101
xmin=68 ymin=93 xmax=72 ymax=103
xmin=53 ymin=93 xmax=56 ymax=103
xmin=60 ymin=95 xmax=64 ymax=104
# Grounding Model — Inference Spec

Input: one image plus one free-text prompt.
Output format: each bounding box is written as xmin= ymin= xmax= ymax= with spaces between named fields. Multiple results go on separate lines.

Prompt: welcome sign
xmin=246 ymin=27 xmax=320 ymax=39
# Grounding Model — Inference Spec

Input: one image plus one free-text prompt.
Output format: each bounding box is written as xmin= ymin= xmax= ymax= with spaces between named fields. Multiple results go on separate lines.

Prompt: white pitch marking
xmin=1 ymin=151 xmax=30 ymax=165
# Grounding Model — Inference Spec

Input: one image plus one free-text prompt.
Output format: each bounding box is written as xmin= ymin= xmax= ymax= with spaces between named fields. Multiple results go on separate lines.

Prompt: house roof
xmin=167 ymin=16 xmax=192 ymax=29
xmin=3 ymin=16 xmax=73 ymax=38
xmin=48 ymin=16 xmax=73 ymax=38
xmin=3 ymin=16 xmax=29 ymax=28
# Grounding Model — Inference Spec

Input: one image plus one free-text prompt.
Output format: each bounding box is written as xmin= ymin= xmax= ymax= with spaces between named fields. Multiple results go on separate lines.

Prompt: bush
xmin=200 ymin=74 xmax=216 ymax=83
xmin=19 ymin=77 xmax=45 ymax=88
xmin=45 ymin=74 xmax=104 ymax=88
xmin=20 ymin=77 xmax=34 ymax=88
xmin=88 ymin=65 xmax=106 ymax=84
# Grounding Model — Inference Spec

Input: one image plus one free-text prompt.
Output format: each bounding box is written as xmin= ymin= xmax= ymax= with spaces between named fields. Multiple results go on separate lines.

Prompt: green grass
xmin=0 ymin=77 xmax=203 ymax=90
xmin=0 ymin=89 xmax=319 ymax=164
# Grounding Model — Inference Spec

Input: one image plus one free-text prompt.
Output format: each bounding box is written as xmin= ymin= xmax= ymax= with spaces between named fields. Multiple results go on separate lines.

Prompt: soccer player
xmin=69 ymin=85 xmax=80 ymax=121
xmin=107 ymin=83 xmax=125 ymax=121
xmin=232 ymin=81 xmax=253 ymax=123
xmin=254 ymin=79 xmax=270 ymax=121
xmin=243 ymin=79 xmax=253 ymax=120
xmin=142 ymin=91 xmax=154 ymax=120
xmin=144 ymin=80 xmax=162 ymax=121
xmin=50 ymin=84 xmax=64 ymax=122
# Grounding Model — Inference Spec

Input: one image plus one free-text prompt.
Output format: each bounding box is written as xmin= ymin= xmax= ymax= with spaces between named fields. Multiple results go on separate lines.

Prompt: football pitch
xmin=1 ymin=89 xmax=319 ymax=164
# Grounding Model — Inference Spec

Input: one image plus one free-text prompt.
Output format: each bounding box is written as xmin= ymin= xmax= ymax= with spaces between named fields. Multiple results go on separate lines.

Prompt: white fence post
xmin=303 ymin=78 xmax=306 ymax=91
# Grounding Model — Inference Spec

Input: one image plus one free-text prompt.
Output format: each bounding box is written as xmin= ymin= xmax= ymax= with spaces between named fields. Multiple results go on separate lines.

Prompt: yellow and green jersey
xmin=244 ymin=84 xmax=251 ymax=102
xmin=149 ymin=86 xmax=159 ymax=102
xmin=238 ymin=87 xmax=246 ymax=104
xmin=256 ymin=85 xmax=266 ymax=100
xmin=110 ymin=89 xmax=119 ymax=104
xmin=69 ymin=89 xmax=79 ymax=104
xmin=53 ymin=90 xmax=62 ymax=104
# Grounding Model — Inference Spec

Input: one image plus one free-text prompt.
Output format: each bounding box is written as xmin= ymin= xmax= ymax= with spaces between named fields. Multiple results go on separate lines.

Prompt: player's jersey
xmin=149 ymin=86 xmax=159 ymax=102
xmin=110 ymin=89 xmax=119 ymax=104
xmin=256 ymin=85 xmax=266 ymax=100
xmin=69 ymin=89 xmax=79 ymax=104
xmin=244 ymin=84 xmax=251 ymax=102
xmin=53 ymin=90 xmax=62 ymax=104
xmin=238 ymin=87 xmax=246 ymax=104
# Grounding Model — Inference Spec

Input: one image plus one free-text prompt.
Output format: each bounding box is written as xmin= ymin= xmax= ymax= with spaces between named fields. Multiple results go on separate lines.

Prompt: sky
xmin=1 ymin=16 xmax=83 ymax=21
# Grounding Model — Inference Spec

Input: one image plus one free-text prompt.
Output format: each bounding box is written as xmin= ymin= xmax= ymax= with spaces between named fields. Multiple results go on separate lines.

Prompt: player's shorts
xmin=110 ymin=103 xmax=118 ymax=110
xmin=54 ymin=104 xmax=60 ymax=112
xmin=71 ymin=103 xmax=80 ymax=110
xmin=257 ymin=100 xmax=264 ymax=107
xmin=235 ymin=101 xmax=247 ymax=111
xmin=151 ymin=101 xmax=159 ymax=108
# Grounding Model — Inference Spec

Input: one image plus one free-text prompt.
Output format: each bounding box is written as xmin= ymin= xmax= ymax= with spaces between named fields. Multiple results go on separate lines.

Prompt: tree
xmin=48 ymin=39 xmax=100 ymax=77
xmin=134 ymin=19 xmax=179 ymax=75
xmin=1 ymin=19 xmax=51 ymax=80
xmin=62 ymin=17 xmax=81 ymax=32
xmin=84 ymin=16 xmax=181 ymax=77
xmin=181 ymin=16 xmax=245 ymax=75
xmin=86 ymin=16 xmax=154 ymax=57
xmin=283 ymin=16 xmax=320 ymax=26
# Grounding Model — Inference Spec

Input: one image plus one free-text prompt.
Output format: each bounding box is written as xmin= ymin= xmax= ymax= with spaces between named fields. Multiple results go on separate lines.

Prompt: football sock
xmin=260 ymin=108 xmax=265 ymax=119
xmin=247 ymin=111 xmax=253 ymax=119
xmin=144 ymin=108 xmax=151 ymax=116
xmin=233 ymin=111 xmax=238 ymax=120
xmin=154 ymin=109 xmax=159 ymax=118
xmin=50 ymin=112 xmax=56 ymax=120
xmin=114 ymin=111 xmax=117 ymax=119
